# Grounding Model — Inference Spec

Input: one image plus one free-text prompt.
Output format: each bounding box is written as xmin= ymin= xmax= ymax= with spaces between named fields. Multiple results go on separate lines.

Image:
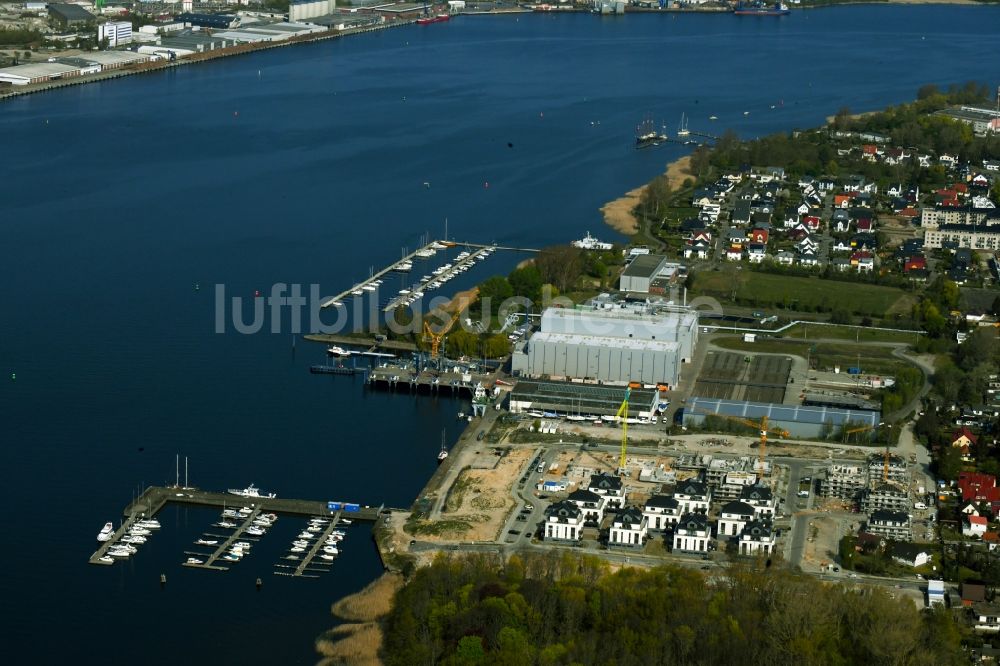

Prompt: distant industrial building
xmin=618 ymin=254 xmax=680 ymax=294
xmin=0 ymin=51 xmax=151 ymax=85
xmin=48 ymin=3 xmax=95 ymax=27
xmin=937 ymin=106 xmax=1000 ymax=136
xmin=508 ymin=380 xmax=662 ymax=421
xmin=289 ymin=0 xmax=336 ymax=21
xmin=683 ymin=397 xmax=880 ymax=440
xmin=175 ymin=13 xmax=240 ymax=30
xmin=98 ymin=21 xmax=133 ymax=47
xmin=511 ymin=304 xmax=698 ymax=388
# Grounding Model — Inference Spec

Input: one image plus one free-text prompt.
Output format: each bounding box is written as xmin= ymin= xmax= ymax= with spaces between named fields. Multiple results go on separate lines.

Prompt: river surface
xmin=1 ymin=6 xmax=997 ymax=664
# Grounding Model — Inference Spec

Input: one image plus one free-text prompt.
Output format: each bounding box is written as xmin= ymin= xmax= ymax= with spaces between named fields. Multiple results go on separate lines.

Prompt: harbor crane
xmin=421 ymin=291 xmax=478 ymax=358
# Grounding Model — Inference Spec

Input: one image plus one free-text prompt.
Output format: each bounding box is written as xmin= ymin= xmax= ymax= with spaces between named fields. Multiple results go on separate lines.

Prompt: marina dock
xmin=89 ymin=486 xmax=394 ymax=567
xmin=367 ymin=363 xmax=498 ymax=396
xmin=319 ymin=239 xmax=539 ymax=311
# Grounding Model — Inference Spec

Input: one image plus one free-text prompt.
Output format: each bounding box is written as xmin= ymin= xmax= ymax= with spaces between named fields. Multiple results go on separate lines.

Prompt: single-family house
xmin=817 ymin=178 xmax=836 ymax=192
xmin=740 ymin=485 xmax=777 ymax=518
xmin=608 ymin=506 xmax=648 ymax=547
xmin=939 ymin=154 xmax=957 ymax=167
xmin=747 ymin=243 xmax=767 ymax=263
xmin=748 ymin=228 xmax=769 ymax=244
xmin=567 ymin=488 xmax=607 ymax=526
xmin=973 ymin=603 xmax=1000 ymax=632
xmin=831 ymin=257 xmax=851 ymax=272
xmin=737 ymin=519 xmax=775 ymax=555
xmin=588 ymin=473 xmax=626 ymax=509
xmin=683 ymin=239 xmax=711 ymax=260
xmin=726 ymin=245 xmax=743 ymax=262
xmin=834 ymin=194 xmax=853 ymax=208
xmin=851 ymin=251 xmax=874 ymax=273
xmin=643 ymin=494 xmax=681 ymax=531
xmin=672 ymin=513 xmax=711 ymax=553
xmin=904 ymin=255 xmax=927 ymax=273
xmin=887 ymin=183 xmax=905 ymax=198
xmin=731 ymin=201 xmax=752 ymax=226
xmin=833 ymin=217 xmax=851 ymax=233
xmin=717 ymin=500 xmax=755 ymax=538
xmin=726 ymin=228 xmax=748 ymax=244
xmin=802 ymin=215 xmax=821 ymax=232
xmin=797 ymin=250 xmax=820 ymax=267
xmin=796 ymin=201 xmax=811 ymax=216
xmin=961 ymin=581 xmax=987 ymax=607
xmin=891 ymin=542 xmax=931 ymax=568
xmin=775 ymin=250 xmax=795 ymax=266
xmin=832 ymin=239 xmax=851 ymax=253
xmin=544 ymin=501 xmax=584 ymax=541
xmin=971 ymin=173 xmax=991 ymax=189
xmin=674 ymin=479 xmax=711 ymax=515
xmin=984 ymin=159 xmax=1000 ymax=172
xmin=953 ymin=427 xmax=978 ymax=450
xmin=964 ymin=514 xmax=989 ymax=538
xmin=856 ymin=218 xmax=875 ymax=233
xmin=796 ymin=236 xmax=819 ymax=254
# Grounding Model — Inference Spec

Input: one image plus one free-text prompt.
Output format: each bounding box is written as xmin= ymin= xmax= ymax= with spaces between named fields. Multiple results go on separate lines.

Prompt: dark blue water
xmin=2 ymin=7 xmax=997 ymax=663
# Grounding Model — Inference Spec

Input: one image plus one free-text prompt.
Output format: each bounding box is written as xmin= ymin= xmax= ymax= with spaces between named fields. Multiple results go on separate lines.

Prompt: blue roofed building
xmin=683 ymin=397 xmax=880 ymax=440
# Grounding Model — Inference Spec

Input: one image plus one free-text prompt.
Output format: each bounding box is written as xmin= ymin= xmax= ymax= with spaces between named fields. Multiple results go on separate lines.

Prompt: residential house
xmin=953 ymin=426 xmax=979 ymax=451
xmin=833 ymin=217 xmax=851 ymax=233
xmin=726 ymin=228 xmax=748 ymax=245
xmin=797 ymin=250 xmax=820 ymax=267
xmin=851 ymin=251 xmax=875 ymax=273
xmin=731 ymin=201 xmax=752 ymax=226
xmin=939 ymin=154 xmax=957 ymax=168
xmin=726 ymin=245 xmax=743 ymax=262
xmin=861 ymin=144 xmax=879 ymax=160
xmin=740 ymin=484 xmax=777 ymax=519
xmin=832 ymin=239 xmax=851 ymax=253
xmin=851 ymin=233 xmax=876 ymax=250
xmin=775 ymin=250 xmax=795 ymax=266
xmin=928 ymin=579 xmax=946 ymax=607
xmin=566 ymin=488 xmax=607 ymax=526
xmin=959 ymin=472 xmax=1000 ymax=514
xmin=964 ymin=514 xmax=989 ymax=538
xmin=855 ymin=531 xmax=886 ymax=554
xmin=856 ymin=218 xmax=875 ymax=233
xmin=747 ymin=243 xmax=767 ymax=263
xmin=802 ymin=215 xmax=821 ymax=232
xmin=961 ymin=581 xmax=988 ymax=607
xmin=866 ymin=510 xmax=911 ymax=542
xmin=717 ymin=500 xmax=755 ymax=538
xmin=544 ymin=501 xmax=584 ymax=541
xmin=887 ymin=184 xmax=905 ymax=198
xmin=588 ymin=473 xmax=626 ymax=509
xmin=831 ymin=257 xmax=851 ymax=272
xmin=672 ymin=513 xmax=711 ymax=553
xmin=643 ymin=494 xmax=681 ymax=531
xmin=834 ymin=194 xmax=853 ymax=208
xmin=795 ymin=201 xmax=811 ymax=216
xmin=984 ymin=531 xmax=1000 ymax=551
xmin=891 ymin=543 xmax=931 ymax=568
xmin=674 ymin=479 xmax=711 ymax=514
xmin=748 ymin=228 xmax=769 ymax=244
xmin=973 ymin=603 xmax=1000 ymax=632
xmin=782 ymin=212 xmax=800 ymax=229
xmin=683 ymin=239 xmax=711 ymax=260
xmin=737 ymin=519 xmax=775 ymax=555
xmin=904 ymin=255 xmax=927 ymax=273
xmin=961 ymin=501 xmax=981 ymax=516
xmin=797 ymin=235 xmax=820 ymax=254
xmin=817 ymin=178 xmax=836 ymax=192
xmin=608 ymin=506 xmax=648 ymax=547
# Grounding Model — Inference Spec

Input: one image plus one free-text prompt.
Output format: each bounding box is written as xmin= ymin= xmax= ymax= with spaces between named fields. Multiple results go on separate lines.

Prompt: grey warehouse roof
xmin=687 ymin=397 xmax=880 ymax=428
xmin=622 ymin=254 xmax=667 ymax=278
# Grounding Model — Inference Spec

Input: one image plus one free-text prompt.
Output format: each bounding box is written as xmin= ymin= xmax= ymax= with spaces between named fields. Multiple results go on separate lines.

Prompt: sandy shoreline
xmin=600 ymin=154 xmax=692 ymax=236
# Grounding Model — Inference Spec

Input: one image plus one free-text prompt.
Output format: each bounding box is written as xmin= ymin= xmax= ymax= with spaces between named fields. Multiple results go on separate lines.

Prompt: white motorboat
xmin=234 ymin=541 xmax=251 ymax=549
xmin=246 ymin=527 xmax=265 ymax=536
xmin=128 ymin=527 xmax=151 ymax=536
xmin=320 ymin=554 xmax=336 ymax=561
xmin=214 ymin=521 xmax=237 ymax=529
xmin=98 ymin=555 xmax=114 ymax=564
xmin=136 ymin=519 xmax=161 ymax=529
xmin=222 ymin=509 xmax=242 ymax=518
xmin=222 ymin=554 xmax=241 ymax=562
xmin=186 ymin=557 xmax=204 ymax=565
xmin=195 ymin=539 xmax=218 ymax=546
xmin=323 ymin=546 xmax=339 ymax=555
xmin=122 ymin=535 xmax=146 ymax=544
xmin=108 ymin=549 xmax=131 ymax=559
xmin=227 ymin=484 xmax=277 ymax=499
xmin=338 ymin=519 xmax=352 ymax=525
xmin=307 ymin=525 xmax=322 ymax=532
xmin=297 ymin=532 xmax=314 ymax=539
xmin=290 ymin=546 xmax=305 ymax=553
xmin=97 ymin=522 xmax=114 ymax=542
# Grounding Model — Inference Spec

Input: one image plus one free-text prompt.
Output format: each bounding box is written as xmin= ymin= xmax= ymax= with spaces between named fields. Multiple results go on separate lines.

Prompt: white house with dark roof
xmin=643 ymin=494 xmax=681 ymax=531
xmin=588 ymin=473 xmax=626 ymax=509
xmin=891 ymin=543 xmax=931 ymax=568
xmin=738 ymin=519 xmax=775 ymax=555
xmin=608 ymin=506 xmax=648 ymax=547
xmin=567 ymin=488 xmax=607 ymax=526
xmin=544 ymin=501 xmax=584 ymax=542
xmin=673 ymin=513 xmax=711 ymax=553
xmin=674 ymin=479 xmax=711 ymax=514
xmin=717 ymin=500 xmax=755 ymax=538
xmin=740 ymin=485 xmax=776 ymax=519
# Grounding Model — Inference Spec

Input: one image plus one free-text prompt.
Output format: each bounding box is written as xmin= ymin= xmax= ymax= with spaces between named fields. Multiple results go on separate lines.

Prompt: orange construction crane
xmin=421 ymin=290 xmax=478 ymax=358
xmin=691 ymin=408 xmax=789 ymax=471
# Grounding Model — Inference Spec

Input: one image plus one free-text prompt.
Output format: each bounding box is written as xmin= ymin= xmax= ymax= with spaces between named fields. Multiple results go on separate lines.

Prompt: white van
xmin=913 ymin=502 xmax=927 ymax=510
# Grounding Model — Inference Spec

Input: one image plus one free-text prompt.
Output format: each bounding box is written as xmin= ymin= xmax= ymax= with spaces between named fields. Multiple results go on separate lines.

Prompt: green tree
xmin=936 ymin=445 xmax=963 ymax=481
xmin=478 ymin=276 xmax=513 ymax=318
xmin=508 ymin=265 xmax=543 ymax=303
xmin=534 ymin=245 xmax=583 ymax=293
xmin=455 ymin=636 xmax=485 ymax=664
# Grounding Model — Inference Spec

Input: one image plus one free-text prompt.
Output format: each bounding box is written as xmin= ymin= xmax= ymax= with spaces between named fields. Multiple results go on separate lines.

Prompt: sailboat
xmin=437 ymin=429 xmax=449 ymax=463
xmin=676 ymin=113 xmax=690 ymax=137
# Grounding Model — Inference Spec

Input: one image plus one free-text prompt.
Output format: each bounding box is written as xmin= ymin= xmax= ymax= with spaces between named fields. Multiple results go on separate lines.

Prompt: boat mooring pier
xmin=88 ymin=486 xmax=394 ymax=567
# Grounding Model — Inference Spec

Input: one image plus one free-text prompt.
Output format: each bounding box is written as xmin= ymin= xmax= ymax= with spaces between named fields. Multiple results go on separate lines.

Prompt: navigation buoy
xmin=256 ymin=577 xmax=263 ymax=590
xmin=234 ymin=111 xmax=239 ymax=117
xmin=160 ymin=573 xmax=167 ymax=586
xmin=10 ymin=373 xmax=15 ymax=380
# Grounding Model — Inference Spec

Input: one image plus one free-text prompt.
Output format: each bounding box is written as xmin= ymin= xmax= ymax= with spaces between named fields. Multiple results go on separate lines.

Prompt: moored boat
xmin=733 ymin=1 xmax=790 ymax=15
xmin=416 ymin=13 xmax=450 ymax=25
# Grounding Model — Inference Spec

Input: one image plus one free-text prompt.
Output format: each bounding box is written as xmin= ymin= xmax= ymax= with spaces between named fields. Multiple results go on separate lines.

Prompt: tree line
xmin=379 ymin=551 xmax=964 ymax=666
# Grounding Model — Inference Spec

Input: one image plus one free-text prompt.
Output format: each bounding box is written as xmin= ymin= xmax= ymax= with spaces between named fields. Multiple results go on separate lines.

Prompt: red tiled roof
xmin=954 ymin=427 xmax=979 ymax=446
xmin=970 ymin=515 xmax=988 ymax=526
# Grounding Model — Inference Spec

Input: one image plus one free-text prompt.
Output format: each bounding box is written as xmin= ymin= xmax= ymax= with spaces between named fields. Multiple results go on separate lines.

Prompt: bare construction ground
xmin=406 ymin=447 xmax=533 ymax=542
xmin=693 ymin=351 xmax=790 ymax=403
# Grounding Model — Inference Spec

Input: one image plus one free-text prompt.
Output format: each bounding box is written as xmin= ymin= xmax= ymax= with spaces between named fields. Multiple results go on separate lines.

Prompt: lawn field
xmin=713 ymin=337 xmax=902 ymax=375
xmin=780 ymin=323 xmax=921 ymax=344
xmin=693 ymin=271 xmax=916 ymax=317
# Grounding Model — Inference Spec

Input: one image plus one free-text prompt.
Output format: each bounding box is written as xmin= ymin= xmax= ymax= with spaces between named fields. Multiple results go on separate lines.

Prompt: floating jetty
xmin=367 ymin=363 xmax=497 ymax=396
xmin=320 ymin=240 xmax=539 ymax=311
xmin=89 ymin=486 xmax=395 ymax=567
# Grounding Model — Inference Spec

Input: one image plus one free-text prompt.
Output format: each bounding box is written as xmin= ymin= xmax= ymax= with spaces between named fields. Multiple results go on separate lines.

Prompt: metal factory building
xmin=683 ymin=397 xmax=881 ymax=439
xmin=511 ymin=304 xmax=698 ymax=388
xmin=619 ymin=254 xmax=669 ymax=293
xmin=508 ymin=380 xmax=661 ymax=420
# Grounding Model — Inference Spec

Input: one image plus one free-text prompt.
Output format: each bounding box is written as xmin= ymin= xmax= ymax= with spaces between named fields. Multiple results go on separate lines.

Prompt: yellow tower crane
xmin=845 ymin=422 xmax=888 ymax=478
xmin=616 ymin=386 xmax=632 ymax=476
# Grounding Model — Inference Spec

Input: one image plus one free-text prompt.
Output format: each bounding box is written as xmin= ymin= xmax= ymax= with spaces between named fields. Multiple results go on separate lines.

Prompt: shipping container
xmin=344 ymin=503 xmax=361 ymax=512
